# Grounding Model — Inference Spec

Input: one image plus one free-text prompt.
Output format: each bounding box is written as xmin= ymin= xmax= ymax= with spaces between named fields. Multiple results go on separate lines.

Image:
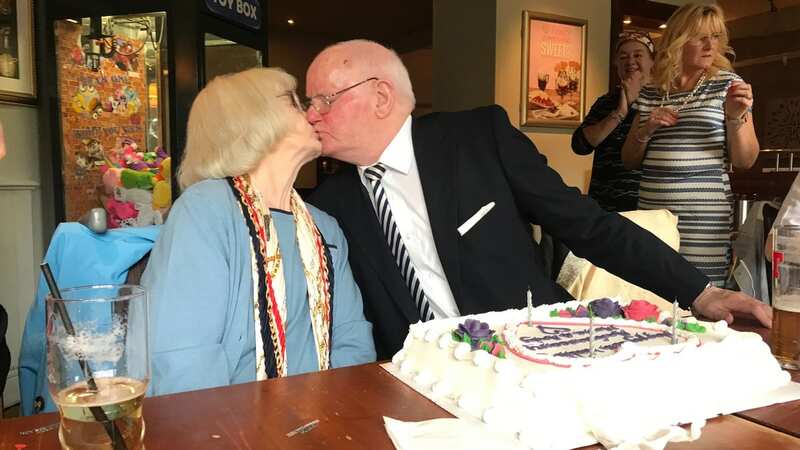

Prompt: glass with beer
xmin=47 ymin=285 xmax=149 ymax=450
xmin=771 ymin=224 xmax=800 ymax=370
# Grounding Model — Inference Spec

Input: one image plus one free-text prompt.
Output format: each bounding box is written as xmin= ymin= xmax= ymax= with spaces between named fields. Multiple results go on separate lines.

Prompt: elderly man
xmin=306 ymin=39 xmax=772 ymax=359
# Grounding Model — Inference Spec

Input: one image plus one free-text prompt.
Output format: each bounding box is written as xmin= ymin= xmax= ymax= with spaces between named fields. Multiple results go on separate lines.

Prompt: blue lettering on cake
xmin=520 ymin=324 xmax=674 ymax=356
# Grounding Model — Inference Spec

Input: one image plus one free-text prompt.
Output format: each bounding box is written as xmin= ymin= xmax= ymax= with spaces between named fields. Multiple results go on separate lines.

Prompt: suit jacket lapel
xmin=412 ymin=117 xmax=462 ymax=305
xmin=339 ymin=166 xmax=420 ymax=323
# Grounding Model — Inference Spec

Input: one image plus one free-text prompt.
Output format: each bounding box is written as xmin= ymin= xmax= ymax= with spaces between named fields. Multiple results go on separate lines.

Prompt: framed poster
xmin=0 ymin=0 xmax=35 ymax=103
xmin=521 ymin=11 xmax=586 ymax=128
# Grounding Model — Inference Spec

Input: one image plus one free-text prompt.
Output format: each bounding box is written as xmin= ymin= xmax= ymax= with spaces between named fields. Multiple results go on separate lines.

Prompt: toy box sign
xmin=205 ymin=0 xmax=261 ymax=30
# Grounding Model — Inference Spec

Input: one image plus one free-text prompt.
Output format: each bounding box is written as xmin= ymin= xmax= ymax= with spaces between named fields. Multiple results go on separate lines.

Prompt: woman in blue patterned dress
xmin=621 ymin=3 xmax=760 ymax=286
xmin=571 ymin=32 xmax=655 ymax=212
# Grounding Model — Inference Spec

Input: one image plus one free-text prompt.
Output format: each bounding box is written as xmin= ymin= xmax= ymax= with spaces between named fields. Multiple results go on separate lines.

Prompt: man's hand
xmin=692 ymin=286 xmax=773 ymax=328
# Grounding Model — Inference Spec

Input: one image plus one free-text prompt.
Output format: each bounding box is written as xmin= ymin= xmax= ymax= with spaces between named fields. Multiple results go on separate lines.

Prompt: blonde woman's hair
xmin=652 ymin=3 xmax=733 ymax=93
xmin=178 ymin=67 xmax=296 ymax=190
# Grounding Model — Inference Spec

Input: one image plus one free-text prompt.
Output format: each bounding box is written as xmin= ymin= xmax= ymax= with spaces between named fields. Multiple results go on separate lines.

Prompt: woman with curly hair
xmin=621 ymin=3 xmax=759 ymax=286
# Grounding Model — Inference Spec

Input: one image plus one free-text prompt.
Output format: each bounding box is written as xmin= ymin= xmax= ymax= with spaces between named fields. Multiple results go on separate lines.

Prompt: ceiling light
xmin=66 ymin=18 xmax=79 ymax=24
xmin=623 ymin=16 xmax=632 ymax=25
xmin=659 ymin=23 xmax=667 ymax=29
xmin=287 ymin=19 xmax=295 ymax=25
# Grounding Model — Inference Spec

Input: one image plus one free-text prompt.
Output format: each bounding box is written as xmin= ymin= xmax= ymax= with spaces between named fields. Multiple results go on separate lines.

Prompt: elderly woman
xmin=621 ymin=3 xmax=759 ymax=287
xmin=143 ymin=68 xmax=375 ymax=396
xmin=572 ymin=31 xmax=655 ymax=212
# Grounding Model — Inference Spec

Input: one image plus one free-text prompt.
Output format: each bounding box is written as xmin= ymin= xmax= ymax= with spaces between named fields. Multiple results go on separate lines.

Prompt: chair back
xmin=17 ymin=223 xmax=159 ymax=415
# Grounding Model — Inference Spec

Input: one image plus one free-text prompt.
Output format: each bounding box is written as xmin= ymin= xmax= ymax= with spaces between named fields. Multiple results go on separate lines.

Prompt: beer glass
xmin=47 ymin=285 xmax=149 ymax=450
xmin=771 ymin=225 xmax=800 ymax=370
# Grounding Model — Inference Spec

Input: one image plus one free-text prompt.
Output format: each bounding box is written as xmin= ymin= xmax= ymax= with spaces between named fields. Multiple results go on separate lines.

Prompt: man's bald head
xmin=309 ymin=40 xmax=415 ymax=111
xmin=305 ymin=40 xmax=416 ymax=165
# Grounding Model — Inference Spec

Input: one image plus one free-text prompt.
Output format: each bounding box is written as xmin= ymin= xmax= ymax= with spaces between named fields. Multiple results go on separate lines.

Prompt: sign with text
xmin=205 ymin=0 xmax=261 ymax=30
xmin=521 ymin=12 xmax=586 ymax=128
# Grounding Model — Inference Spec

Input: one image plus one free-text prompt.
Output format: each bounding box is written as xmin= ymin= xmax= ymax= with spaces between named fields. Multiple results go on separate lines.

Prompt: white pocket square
xmin=458 ymin=202 xmax=495 ymax=236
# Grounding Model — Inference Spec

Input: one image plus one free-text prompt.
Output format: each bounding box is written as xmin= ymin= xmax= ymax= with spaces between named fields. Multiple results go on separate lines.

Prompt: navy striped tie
xmin=364 ymin=164 xmax=434 ymax=321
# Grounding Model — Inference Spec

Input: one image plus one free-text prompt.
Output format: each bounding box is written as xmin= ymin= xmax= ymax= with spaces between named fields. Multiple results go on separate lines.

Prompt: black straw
xmin=41 ymin=263 xmax=128 ymax=450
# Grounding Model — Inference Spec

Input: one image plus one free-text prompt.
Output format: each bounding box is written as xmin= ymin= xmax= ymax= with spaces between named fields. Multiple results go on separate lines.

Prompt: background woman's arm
xmin=726 ymin=80 xmax=759 ymax=169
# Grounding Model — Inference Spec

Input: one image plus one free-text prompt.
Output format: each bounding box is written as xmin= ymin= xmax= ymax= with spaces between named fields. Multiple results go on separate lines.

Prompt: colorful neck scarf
xmin=228 ymin=175 xmax=332 ymax=378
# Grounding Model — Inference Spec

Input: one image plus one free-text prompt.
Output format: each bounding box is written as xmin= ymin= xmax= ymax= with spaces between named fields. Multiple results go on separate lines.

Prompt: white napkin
xmin=383 ymin=417 xmax=528 ymax=450
xmin=594 ymin=420 xmax=705 ymax=450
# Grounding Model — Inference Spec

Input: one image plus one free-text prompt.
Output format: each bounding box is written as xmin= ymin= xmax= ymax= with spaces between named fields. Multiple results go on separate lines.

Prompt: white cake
xmin=387 ymin=299 xmax=793 ymax=449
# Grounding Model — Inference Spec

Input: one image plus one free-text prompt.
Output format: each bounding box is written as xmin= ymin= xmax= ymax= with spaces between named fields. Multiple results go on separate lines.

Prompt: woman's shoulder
xmin=586 ymin=90 xmax=619 ymax=111
xmin=639 ymin=84 xmax=661 ymax=98
xmin=181 ymin=178 xmax=234 ymax=201
xmin=635 ymin=84 xmax=661 ymax=109
xmin=169 ymin=179 xmax=236 ymax=223
xmin=306 ymin=203 xmax=341 ymax=235
xmin=713 ymin=69 xmax=740 ymax=80
xmin=706 ymin=69 xmax=742 ymax=93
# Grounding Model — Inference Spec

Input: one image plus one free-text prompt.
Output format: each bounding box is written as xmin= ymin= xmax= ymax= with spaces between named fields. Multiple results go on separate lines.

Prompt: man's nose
xmin=306 ymin=106 xmax=322 ymax=124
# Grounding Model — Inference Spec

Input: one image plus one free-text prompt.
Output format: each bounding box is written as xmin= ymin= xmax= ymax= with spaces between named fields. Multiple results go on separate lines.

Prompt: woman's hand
xmin=643 ymin=107 xmax=679 ymax=137
xmin=725 ymin=80 xmax=759 ymax=169
xmin=621 ymin=71 xmax=643 ymax=106
xmin=725 ymin=80 xmax=753 ymax=120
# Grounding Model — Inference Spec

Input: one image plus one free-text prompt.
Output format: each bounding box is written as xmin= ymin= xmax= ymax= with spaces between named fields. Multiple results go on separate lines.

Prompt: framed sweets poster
xmin=521 ymin=11 xmax=587 ymax=128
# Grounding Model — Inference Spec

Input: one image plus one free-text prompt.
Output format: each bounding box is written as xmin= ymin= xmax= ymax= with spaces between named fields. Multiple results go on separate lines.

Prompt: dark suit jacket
xmin=310 ymin=105 xmax=709 ymax=359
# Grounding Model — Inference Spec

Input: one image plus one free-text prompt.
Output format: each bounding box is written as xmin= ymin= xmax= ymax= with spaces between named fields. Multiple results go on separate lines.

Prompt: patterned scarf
xmin=228 ymin=175 xmax=332 ymax=378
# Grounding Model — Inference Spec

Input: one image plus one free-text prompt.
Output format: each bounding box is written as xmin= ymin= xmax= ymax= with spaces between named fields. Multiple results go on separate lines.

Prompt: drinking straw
xmin=40 ymin=263 xmax=128 ymax=450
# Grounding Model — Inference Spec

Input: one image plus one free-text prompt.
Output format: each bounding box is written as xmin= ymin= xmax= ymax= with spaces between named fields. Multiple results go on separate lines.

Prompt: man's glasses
xmin=306 ymin=77 xmax=379 ymax=115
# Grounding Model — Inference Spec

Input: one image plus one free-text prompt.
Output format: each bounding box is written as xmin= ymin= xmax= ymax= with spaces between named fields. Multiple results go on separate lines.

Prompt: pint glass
xmin=771 ymin=225 xmax=800 ymax=370
xmin=47 ymin=285 xmax=149 ymax=449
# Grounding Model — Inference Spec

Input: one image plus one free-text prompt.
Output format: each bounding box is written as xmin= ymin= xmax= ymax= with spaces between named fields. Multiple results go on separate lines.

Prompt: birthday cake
xmin=386 ymin=299 xmax=794 ymax=449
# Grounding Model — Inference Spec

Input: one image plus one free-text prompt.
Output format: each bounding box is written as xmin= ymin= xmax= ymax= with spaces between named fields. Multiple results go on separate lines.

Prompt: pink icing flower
xmin=558 ymin=309 xmax=572 ymax=318
xmin=623 ymin=300 xmax=660 ymax=321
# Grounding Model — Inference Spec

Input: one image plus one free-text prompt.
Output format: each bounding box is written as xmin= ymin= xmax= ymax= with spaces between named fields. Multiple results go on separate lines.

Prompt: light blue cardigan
xmin=142 ymin=179 xmax=375 ymax=396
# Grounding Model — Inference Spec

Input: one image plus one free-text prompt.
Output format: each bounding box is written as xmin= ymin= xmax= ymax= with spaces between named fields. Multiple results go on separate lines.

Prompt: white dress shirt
xmin=358 ymin=116 xmax=460 ymax=319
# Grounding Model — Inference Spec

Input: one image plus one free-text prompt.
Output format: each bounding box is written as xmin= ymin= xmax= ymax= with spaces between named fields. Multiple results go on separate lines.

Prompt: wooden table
xmin=2 ymin=320 xmax=799 ymax=449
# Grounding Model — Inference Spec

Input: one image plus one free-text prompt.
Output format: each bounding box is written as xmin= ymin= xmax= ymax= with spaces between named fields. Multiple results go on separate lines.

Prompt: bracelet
xmin=610 ymin=111 xmax=625 ymax=123
xmin=635 ymin=129 xmax=651 ymax=144
xmin=725 ymin=112 xmax=748 ymax=126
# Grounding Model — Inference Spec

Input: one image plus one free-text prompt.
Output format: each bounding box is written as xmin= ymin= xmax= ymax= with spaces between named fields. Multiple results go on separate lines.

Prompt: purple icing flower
xmin=588 ymin=298 xmax=623 ymax=319
xmin=574 ymin=305 xmax=589 ymax=318
xmin=453 ymin=319 xmax=495 ymax=350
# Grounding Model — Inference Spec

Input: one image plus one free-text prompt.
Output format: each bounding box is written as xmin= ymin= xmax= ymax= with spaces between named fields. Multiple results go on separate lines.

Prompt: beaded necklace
xmin=661 ymin=70 xmax=707 ymax=111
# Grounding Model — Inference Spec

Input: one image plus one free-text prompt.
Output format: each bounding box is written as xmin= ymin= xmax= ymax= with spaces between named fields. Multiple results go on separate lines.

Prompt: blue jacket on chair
xmin=18 ymin=223 xmax=159 ymax=415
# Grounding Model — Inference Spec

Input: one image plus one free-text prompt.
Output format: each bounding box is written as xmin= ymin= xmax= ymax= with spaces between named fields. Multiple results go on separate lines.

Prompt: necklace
xmin=661 ymin=70 xmax=707 ymax=111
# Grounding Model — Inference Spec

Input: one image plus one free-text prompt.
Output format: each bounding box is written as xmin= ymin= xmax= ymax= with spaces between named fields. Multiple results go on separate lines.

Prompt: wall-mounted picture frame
xmin=0 ymin=0 xmax=36 ymax=103
xmin=521 ymin=11 xmax=586 ymax=128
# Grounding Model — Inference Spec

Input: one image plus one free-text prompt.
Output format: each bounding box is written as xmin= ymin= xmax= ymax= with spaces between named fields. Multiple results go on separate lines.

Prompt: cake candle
xmin=527 ymin=288 xmax=533 ymax=326
xmin=671 ymin=299 xmax=678 ymax=345
xmin=588 ymin=310 xmax=596 ymax=358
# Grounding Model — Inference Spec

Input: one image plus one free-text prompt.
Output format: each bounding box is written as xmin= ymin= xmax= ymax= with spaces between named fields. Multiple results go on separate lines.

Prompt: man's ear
xmin=374 ymin=79 xmax=394 ymax=119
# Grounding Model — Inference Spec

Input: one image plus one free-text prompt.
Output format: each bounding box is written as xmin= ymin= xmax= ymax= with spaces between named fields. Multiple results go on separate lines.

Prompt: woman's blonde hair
xmin=178 ymin=67 xmax=296 ymax=190
xmin=652 ymin=3 xmax=733 ymax=93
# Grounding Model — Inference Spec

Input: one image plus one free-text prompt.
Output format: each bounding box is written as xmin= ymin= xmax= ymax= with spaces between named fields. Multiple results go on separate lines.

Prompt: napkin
xmin=383 ymin=417 xmax=528 ymax=450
